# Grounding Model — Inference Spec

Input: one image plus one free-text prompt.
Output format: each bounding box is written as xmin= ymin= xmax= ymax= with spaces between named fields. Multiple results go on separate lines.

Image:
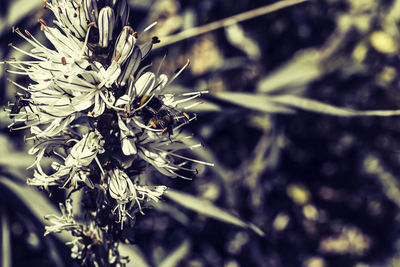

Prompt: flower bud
xmin=98 ymin=7 xmax=116 ymax=48
xmin=109 ymin=168 xmax=136 ymax=202
xmin=117 ymin=46 xmax=142 ymax=87
xmin=113 ymin=26 xmax=136 ymax=64
xmin=65 ymin=131 xmax=104 ymax=168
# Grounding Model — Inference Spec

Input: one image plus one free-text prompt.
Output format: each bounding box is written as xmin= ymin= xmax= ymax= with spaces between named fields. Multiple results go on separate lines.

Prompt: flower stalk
xmin=3 ymin=0 xmax=211 ymax=265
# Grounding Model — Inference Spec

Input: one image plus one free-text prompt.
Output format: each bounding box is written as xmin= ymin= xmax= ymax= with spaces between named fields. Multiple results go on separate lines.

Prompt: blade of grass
xmin=269 ymin=94 xmax=400 ymax=117
xmin=154 ymin=0 xmax=310 ymax=48
xmin=0 ymin=0 xmax=42 ymax=35
xmin=165 ymin=189 xmax=265 ymax=236
xmin=159 ymin=239 xmax=191 ymax=267
xmin=1 ymin=208 xmax=11 ymax=267
xmin=257 ymin=49 xmax=321 ymax=94
xmin=215 ymin=92 xmax=296 ymax=114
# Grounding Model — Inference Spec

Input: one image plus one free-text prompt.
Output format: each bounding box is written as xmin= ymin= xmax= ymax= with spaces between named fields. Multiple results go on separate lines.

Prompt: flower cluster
xmin=3 ymin=0 xmax=211 ymax=265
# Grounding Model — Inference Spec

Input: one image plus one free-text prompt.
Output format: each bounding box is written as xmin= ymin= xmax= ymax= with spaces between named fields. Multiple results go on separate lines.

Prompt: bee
xmin=134 ymin=94 xmax=190 ymax=135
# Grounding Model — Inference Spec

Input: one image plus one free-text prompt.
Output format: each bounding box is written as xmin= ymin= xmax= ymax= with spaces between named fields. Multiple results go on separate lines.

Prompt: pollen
xmin=115 ymin=53 xmax=121 ymax=62
xmin=38 ymin=18 xmax=47 ymax=26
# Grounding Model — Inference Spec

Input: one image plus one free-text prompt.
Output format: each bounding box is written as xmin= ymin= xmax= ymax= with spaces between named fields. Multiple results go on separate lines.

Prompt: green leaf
xmin=215 ymin=92 xmax=295 ymax=114
xmin=1 ymin=209 xmax=11 ymax=267
xmin=209 ymin=92 xmax=400 ymax=117
xmin=0 ymin=0 xmax=42 ymax=35
xmin=120 ymin=244 xmax=151 ymax=267
xmin=257 ymin=49 xmax=321 ymax=94
xmin=159 ymin=239 xmax=191 ymax=267
xmin=269 ymin=94 xmax=400 ymax=117
xmin=0 ymin=178 xmax=72 ymax=240
xmin=225 ymin=23 xmax=261 ymax=60
xmin=181 ymin=100 xmax=222 ymax=112
xmin=0 ymin=151 xmax=35 ymax=169
xmin=154 ymin=202 xmax=190 ymax=225
xmin=164 ymin=189 xmax=265 ymax=236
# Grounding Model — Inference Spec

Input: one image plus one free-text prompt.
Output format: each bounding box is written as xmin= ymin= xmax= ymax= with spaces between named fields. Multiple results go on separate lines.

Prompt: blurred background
xmin=2 ymin=0 xmax=400 ymax=266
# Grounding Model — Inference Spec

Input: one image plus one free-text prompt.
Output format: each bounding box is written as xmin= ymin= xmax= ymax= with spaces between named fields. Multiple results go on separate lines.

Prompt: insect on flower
xmin=134 ymin=94 xmax=191 ymax=135
xmin=8 ymin=93 xmax=31 ymax=119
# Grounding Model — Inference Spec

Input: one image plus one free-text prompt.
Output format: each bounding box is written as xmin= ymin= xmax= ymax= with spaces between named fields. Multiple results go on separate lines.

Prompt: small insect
xmin=134 ymin=94 xmax=190 ymax=135
xmin=8 ymin=94 xmax=30 ymax=119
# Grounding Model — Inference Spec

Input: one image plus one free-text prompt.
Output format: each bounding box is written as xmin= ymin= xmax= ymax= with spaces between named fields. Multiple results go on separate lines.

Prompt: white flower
xmin=135 ymin=184 xmax=167 ymax=203
xmin=4 ymin=3 xmax=138 ymax=134
xmin=27 ymin=165 xmax=62 ymax=191
xmin=48 ymin=0 xmax=130 ymax=41
xmin=6 ymin=26 xmax=116 ymax=119
xmin=136 ymin=135 xmax=213 ymax=179
xmin=65 ymin=131 xmax=105 ymax=167
xmin=29 ymin=115 xmax=77 ymax=139
xmin=112 ymin=63 xmax=213 ymax=178
xmin=57 ymin=130 xmax=105 ymax=188
xmin=115 ymin=61 xmax=204 ymax=129
xmin=48 ymin=0 xmax=89 ymax=39
xmin=108 ymin=168 xmax=137 ymax=227
xmin=27 ymin=135 xmax=69 ymax=169
xmin=115 ymin=64 xmax=203 ymax=143
xmin=108 ymin=168 xmax=168 ymax=228
xmin=27 ymin=130 xmax=105 ymax=189
xmin=44 ymin=199 xmax=80 ymax=236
